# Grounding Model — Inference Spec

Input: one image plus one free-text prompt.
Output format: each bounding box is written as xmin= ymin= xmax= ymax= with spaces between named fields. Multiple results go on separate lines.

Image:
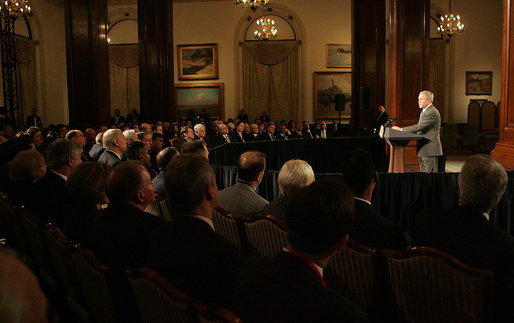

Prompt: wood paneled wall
xmin=137 ymin=0 xmax=175 ymax=122
xmin=351 ymin=0 xmax=386 ymax=134
xmin=65 ymin=0 xmax=110 ymax=128
xmin=492 ymin=0 xmax=514 ymax=170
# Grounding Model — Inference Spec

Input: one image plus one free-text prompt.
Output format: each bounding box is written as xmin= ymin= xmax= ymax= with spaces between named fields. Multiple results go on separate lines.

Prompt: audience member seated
xmin=302 ymin=121 xmax=316 ymax=139
xmin=232 ymin=121 xmax=246 ymax=143
xmin=137 ymin=131 xmax=152 ymax=151
xmin=193 ymin=123 xmax=212 ymax=149
xmin=261 ymin=159 xmax=315 ymax=223
xmin=66 ymin=129 xmax=90 ymax=161
xmin=289 ymin=122 xmax=303 ymax=139
xmin=215 ymin=123 xmax=232 ymax=146
xmin=153 ymin=147 xmax=179 ymax=199
xmin=0 ymin=123 xmax=15 ymax=144
xmin=413 ymin=154 xmax=514 ymax=321
xmin=232 ymin=180 xmax=367 ymax=322
xmin=88 ymin=132 xmax=105 ymax=161
xmin=147 ymin=155 xmax=248 ymax=308
xmin=247 ymin=123 xmax=263 ymax=141
xmin=177 ymin=126 xmax=195 ymax=151
xmin=218 ymin=151 xmax=268 ymax=217
xmin=83 ymin=128 xmax=96 ymax=153
xmin=262 ymin=123 xmax=276 ymax=141
xmin=125 ymin=141 xmax=156 ymax=178
xmin=63 ymin=162 xmax=112 ymax=243
xmin=26 ymin=127 xmax=44 ymax=152
xmin=98 ymin=129 xmax=126 ymax=167
xmin=0 ymin=247 xmax=49 ymax=323
xmin=275 ymin=124 xmax=289 ymax=140
xmin=122 ymin=129 xmax=138 ymax=144
xmin=342 ymin=149 xmax=407 ymax=250
xmin=31 ymin=138 xmax=82 ymax=226
xmin=0 ymin=136 xmax=34 ymax=194
xmin=318 ymin=120 xmax=332 ymax=139
xmin=8 ymin=150 xmax=46 ymax=207
xmin=180 ymin=140 xmax=209 ymax=159
xmin=87 ymin=160 xmax=164 ymax=268
xmin=149 ymin=132 xmax=164 ymax=172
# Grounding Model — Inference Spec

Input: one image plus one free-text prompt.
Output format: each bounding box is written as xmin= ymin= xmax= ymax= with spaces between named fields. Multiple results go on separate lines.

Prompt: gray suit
xmin=218 ymin=181 xmax=268 ymax=217
xmin=402 ymin=104 xmax=442 ymax=172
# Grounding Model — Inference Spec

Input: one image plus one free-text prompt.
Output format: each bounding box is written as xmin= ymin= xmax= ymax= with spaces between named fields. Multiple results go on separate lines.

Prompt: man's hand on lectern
xmin=391 ymin=126 xmax=401 ymax=130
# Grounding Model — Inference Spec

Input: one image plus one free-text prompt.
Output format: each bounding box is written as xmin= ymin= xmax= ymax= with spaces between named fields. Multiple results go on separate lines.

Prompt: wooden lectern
xmin=381 ymin=127 xmax=425 ymax=173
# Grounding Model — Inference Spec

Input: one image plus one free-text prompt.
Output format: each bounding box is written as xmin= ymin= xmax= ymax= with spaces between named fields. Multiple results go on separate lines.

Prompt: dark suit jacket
xmin=246 ymin=133 xmax=263 ymax=142
xmin=98 ymin=149 xmax=123 ymax=167
xmin=214 ymin=133 xmax=231 ymax=147
xmin=232 ymin=132 xmax=246 ymax=143
xmin=275 ymin=132 xmax=288 ymax=140
xmin=262 ymin=131 xmax=276 ymax=141
xmin=110 ymin=115 xmax=126 ymax=126
xmin=87 ymin=205 xmax=164 ymax=269
xmin=303 ymin=129 xmax=315 ymax=139
xmin=63 ymin=205 xmax=99 ymax=244
xmin=349 ymin=199 xmax=406 ymax=251
xmin=288 ymin=130 xmax=303 ymax=139
xmin=375 ymin=111 xmax=389 ymax=129
xmin=413 ymin=205 xmax=514 ymax=321
xmin=402 ymin=104 xmax=442 ymax=157
xmin=88 ymin=143 xmax=104 ymax=161
xmin=152 ymin=171 xmax=166 ymax=198
xmin=25 ymin=114 xmax=42 ymax=129
xmin=317 ymin=128 xmax=333 ymax=139
xmin=261 ymin=195 xmax=290 ymax=224
xmin=232 ymin=251 xmax=368 ymax=322
xmin=31 ymin=171 xmax=74 ymax=227
xmin=147 ymin=215 xmax=248 ymax=308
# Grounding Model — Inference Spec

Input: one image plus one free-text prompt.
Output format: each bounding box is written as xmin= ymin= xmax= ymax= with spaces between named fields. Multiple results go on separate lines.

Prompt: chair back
xmin=324 ymin=239 xmax=378 ymax=310
xmin=159 ymin=199 xmax=173 ymax=221
xmin=462 ymin=124 xmax=479 ymax=147
xmin=71 ymin=245 xmax=118 ymax=323
xmin=0 ymin=197 xmax=29 ymax=254
xmin=385 ymin=246 xmax=494 ymax=323
xmin=480 ymin=101 xmax=497 ymax=131
xmin=126 ymin=267 xmax=201 ymax=323
xmin=468 ymin=101 xmax=481 ymax=127
xmin=145 ymin=199 xmax=163 ymax=218
xmin=243 ymin=215 xmax=287 ymax=257
xmin=212 ymin=207 xmax=243 ymax=248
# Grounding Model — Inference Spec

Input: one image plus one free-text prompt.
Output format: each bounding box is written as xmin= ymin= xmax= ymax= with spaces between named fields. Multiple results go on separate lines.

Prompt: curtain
xmin=15 ymin=37 xmax=37 ymax=126
xmin=429 ymin=39 xmax=445 ymax=117
xmin=243 ymin=41 xmax=299 ymax=122
xmin=109 ymin=45 xmax=140 ymax=117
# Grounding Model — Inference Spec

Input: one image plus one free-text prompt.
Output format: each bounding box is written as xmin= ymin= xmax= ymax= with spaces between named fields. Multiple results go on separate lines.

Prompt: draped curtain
xmin=429 ymin=39 xmax=445 ymax=118
xmin=15 ymin=37 xmax=37 ymax=126
xmin=243 ymin=41 xmax=299 ymax=122
xmin=109 ymin=44 xmax=139 ymax=117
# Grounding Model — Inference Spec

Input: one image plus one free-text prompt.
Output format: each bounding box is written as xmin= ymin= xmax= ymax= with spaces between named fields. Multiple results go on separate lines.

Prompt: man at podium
xmin=392 ymin=90 xmax=442 ymax=172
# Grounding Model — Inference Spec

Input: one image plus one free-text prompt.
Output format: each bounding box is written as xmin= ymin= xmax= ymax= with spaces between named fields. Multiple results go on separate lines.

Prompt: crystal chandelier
xmin=437 ymin=0 xmax=464 ymax=38
xmin=0 ymin=0 xmax=32 ymax=17
xmin=254 ymin=17 xmax=278 ymax=41
xmin=235 ymin=0 xmax=270 ymax=12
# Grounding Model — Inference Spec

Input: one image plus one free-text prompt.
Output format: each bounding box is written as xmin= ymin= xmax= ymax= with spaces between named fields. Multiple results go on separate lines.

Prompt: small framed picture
xmin=465 ymin=71 xmax=492 ymax=95
xmin=174 ymin=83 xmax=224 ymax=120
xmin=326 ymin=44 xmax=351 ymax=68
xmin=177 ymin=43 xmax=219 ymax=80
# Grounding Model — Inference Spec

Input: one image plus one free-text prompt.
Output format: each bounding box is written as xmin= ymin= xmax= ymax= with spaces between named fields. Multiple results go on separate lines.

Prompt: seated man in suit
xmin=152 ymin=147 xmax=179 ymax=198
xmin=66 ymin=129 xmax=90 ymax=161
xmin=262 ymin=123 xmax=276 ymax=141
xmin=413 ymin=154 xmax=513 ymax=321
xmin=149 ymin=132 xmax=164 ymax=172
xmin=275 ymin=124 xmax=289 ymax=140
xmin=88 ymin=160 xmax=163 ymax=268
xmin=125 ymin=141 xmax=156 ymax=178
xmin=88 ymin=132 xmax=105 ymax=161
xmin=180 ymin=140 xmax=209 ymax=159
xmin=98 ymin=129 xmax=127 ymax=167
xmin=177 ymin=126 xmax=195 ymax=151
xmin=318 ymin=120 xmax=332 ymax=139
xmin=233 ymin=180 xmax=367 ymax=322
xmin=246 ymin=123 xmax=263 ymax=141
xmin=146 ymin=155 xmax=248 ymax=308
xmin=214 ymin=123 xmax=232 ymax=146
xmin=193 ymin=123 xmax=212 ymax=148
xmin=31 ymin=138 xmax=82 ymax=226
xmin=342 ymin=149 xmax=406 ymax=250
xmin=218 ymin=151 xmax=268 ymax=217
xmin=302 ymin=121 xmax=317 ymax=139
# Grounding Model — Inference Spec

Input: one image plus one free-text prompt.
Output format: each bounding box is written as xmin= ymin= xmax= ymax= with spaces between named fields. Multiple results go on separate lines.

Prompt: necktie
xmin=322 ymin=130 xmax=326 ymax=139
xmin=224 ymin=135 xmax=230 ymax=143
xmin=420 ymin=110 xmax=424 ymax=119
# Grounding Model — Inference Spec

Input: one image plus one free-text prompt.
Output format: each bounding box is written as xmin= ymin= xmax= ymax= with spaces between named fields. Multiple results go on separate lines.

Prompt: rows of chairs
xmin=212 ymin=206 xmax=495 ymax=323
xmin=0 ymin=194 xmax=242 ymax=322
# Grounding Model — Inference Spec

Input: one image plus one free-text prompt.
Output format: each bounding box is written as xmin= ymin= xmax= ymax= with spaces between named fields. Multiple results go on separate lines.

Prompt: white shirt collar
xmin=354 ymin=196 xmax=371 ymax=205
xmin=51 ymin=170 xmax=68 ymax=181
xmin=107 ymin=149 xmax=122 ymax=160
xmin=190 ymin=215 xmax=215 ymax=231
xmin=283 ymin=247 xmax=324 ymax=276
xmin=422 ymin=103 xmax=432 ymax=114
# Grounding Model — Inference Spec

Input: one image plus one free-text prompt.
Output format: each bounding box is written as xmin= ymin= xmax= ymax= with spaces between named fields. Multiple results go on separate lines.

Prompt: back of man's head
xmin=106 ymin=160 xmax=146 ymax=205
xmin=164 ymin=155 xmax=215 ymax=214
xmin=180 ymin=140 xmax=208 ymax=157
xmin=65 ymin=129 xmax=81 ymax=140
xmin=237 ymin=151 xmax=266 ymax=182
xmin=103 ymin=129 xmax=122 ymax=149
xmin=341 ymin=149 xmax=376 ymax=195
xmin=157 ymin=147 xmax=179 ymax=171
xmin=125 ymin=141 xmax=147 ymax=160
xmin=95 ymin=132 xmax=104 ymax=144
xmin=46 ymin=138 xmax=82 ymax=170
xmin=459 ymin=154 xmax=508 ymax=213
xmin=287 ymin=180 xmax=355 ymax=255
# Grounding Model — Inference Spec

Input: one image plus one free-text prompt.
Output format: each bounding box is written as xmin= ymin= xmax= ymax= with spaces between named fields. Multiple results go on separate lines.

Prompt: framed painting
xmin=177 ymin=43 xmax=219 ymax=80
xmin=313 ymin=72 xmax=352 ymax=119
xmin=465 ymin=71 xmax=492 ymax=95
xmin=326 ymin=44 xmax=351 ymax=68
xmin=174 ymin=83 xmax=224 ymax=119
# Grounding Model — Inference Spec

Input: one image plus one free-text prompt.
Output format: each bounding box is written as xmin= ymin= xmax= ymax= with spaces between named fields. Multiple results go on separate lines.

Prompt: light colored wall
xmin=30 ymin=0 xmax=68 ymax=125
xmin=432 ymin=0 xmax=503 ymax=124
xmin=173 ymin=0 xmax=352 ymax=121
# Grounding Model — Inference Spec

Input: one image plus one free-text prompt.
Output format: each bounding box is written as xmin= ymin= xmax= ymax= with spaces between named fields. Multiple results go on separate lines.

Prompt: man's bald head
xmin=237 ymin=151 xmax=266 ymax=181
xmin=106 ymin=160 xmax=154 ymax=208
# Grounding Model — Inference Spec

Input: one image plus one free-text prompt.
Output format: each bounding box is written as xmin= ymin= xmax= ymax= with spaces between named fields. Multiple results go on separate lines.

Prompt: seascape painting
xmin=314 ymin=72 xmax=352 ymax=118
xmin=175 ymin=83 xmax=224 ymax=119
xmin=326 ymin=44 xmax=351 ymax=68
xmin=177 ymin=44 xmax=219 ymax=80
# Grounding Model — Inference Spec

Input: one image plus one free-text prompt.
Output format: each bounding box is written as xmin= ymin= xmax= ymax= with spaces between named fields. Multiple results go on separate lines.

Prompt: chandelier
xmin=235 ymin=0 xmax=270 ymax=12
xmin=254 ymin=17 xmax=278 ymax=41
xmin=437 ymin=0 xmax=464 ymax=38
xmin=0 ymin=0 xmax=32 ymax=17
